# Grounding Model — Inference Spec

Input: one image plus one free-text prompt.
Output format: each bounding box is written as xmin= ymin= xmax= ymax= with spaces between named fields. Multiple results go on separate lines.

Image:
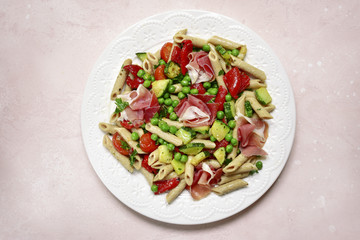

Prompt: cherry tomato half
xmin=160 ymin=42 xmax=173 ymax=63
xmin=112 ymin=132 xmax=131 ymax=156
xmin=154 ymin=65 xmax=167 ymax=80
xmin=139 ymin=132 xmax=158 ymax=152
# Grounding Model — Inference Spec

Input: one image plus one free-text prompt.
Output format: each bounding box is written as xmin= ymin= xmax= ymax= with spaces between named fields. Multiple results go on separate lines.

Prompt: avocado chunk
xmin=210 ymin=120 xmax=230 ymax=142
xmin=244 ymin=100 xmax=253 ymax=117
xmin=151 ymin=79 xmax=170 ymax=97
xmin=158 ymin=145 xmax=173 ymax=163
xmin=179 ymin=143 xmax=205 ymax=155
xmin=164 ymin=61 xmax=181 ymax=79
xmin=191 ymin=151 xmax=210 ymax=166
xmin=136 ymin=52 xmax=147 ymax=62
xmin=192 ymin=126 xmax=210 ymax=134
xmin=171 ymin=159 xmax=185 ymax=175
xmin=213 ymin=147 xmax=226 ymax=165
xmin=175 ymin=127 xmax=195 ymax=144
xmin=255 ymin=87 xmax=272 ymax=105
xmin=224 ymin=101 xmax=236 ymax=121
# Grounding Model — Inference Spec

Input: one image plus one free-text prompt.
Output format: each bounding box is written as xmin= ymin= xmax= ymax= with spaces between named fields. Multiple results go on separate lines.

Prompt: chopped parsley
xmin=129 ymin=149 xmax=138 ymax=166
xmin=114 ymin=98 xmax=129 ymax=113
xmin=120 ymin=140 xmax=130 ymax=150
xmin=218 ymin=70 xmax=225 ymax=76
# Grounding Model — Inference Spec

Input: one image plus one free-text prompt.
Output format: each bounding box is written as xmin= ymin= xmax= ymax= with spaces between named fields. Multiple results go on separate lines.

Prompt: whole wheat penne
xmin=142 ymin=58 xmax=154 ymax=74
xmin=146 ymin=52 xmax=159 ymax=66
xmin=208 ymin=35 xmax=243 ymax=50
xmin=238 ymin=45 xmax=247 ymax=60
xmin=109 ymin=112 xmax=119 ymax=123
xmin=218 ymin=173 xmax=249 ymax=185
xmin=110 ymin=59 xmax=132 ymax=100
xmin=264 ymin=104 xmax=276 ymax=113
xmin=175 ymin=29 xmax=187 ymax=36
xmin=173 ymin=33 xmax=207 ymax=48
xmin=249 ymin=79 xmax=267 ymax=89
xmin=163 ymin=171 xmax=184 ymax=180
xmin=190 ymin=139 xmax=216 ymax=149
xmin=148 ymin=149 xmax=159 ymax=166
xmin=133 ymin=155 xmax=142 ymax=170
xmin=139 ymin=167 xmax=154 ymax=186
xmin=166 ymin=179 xmax=186 ymax=204
xmin=223 ymin=153 xmax=248 ymax=174
xmin=208 ymin=50 xmax=227 ymax=88
xmin=145 ymin=123 xmax=183 ymax=146
xmin=154 ymin=164 xmax=174 ymax=181
xmin=102 ymin=135 xmax=133 ymax=173
xmin=226 ymin=163 xmax=258 ymax=176
xmin=99 ymin=122 xmax=117 ymax=135
xmin=151 ymin=160 xmax=165 ymax=169
xmin=115 ymin=127 xmax=146 ymax=154
xmin=122 ymin=84 xmax=132 ymax=94
xmin=203 ymin=159 xmax=221 ymax=169
xmin=209 ymin=43 xmax=231 ymax=73
xmin=162 ymin=118 xmax=184 ymax=128
xmin=185 ymin=156 xmax=194 ymax=186
xmin=173 ymin=84 xmax=183 ymax=93
xmin=230 ymin=55 xmax=266 ymax=81
xmin=246 ymin=97 xmax=273 ymax=119
xmin=212 ymin=179 xmax=248 ymax=196
xmin=235 ymin=94 xmax=246 ymax=117
xmin=154 ymin=49 xmax=161 ymax=60
xmin=131 ymin=128 xmax=144 ymax=138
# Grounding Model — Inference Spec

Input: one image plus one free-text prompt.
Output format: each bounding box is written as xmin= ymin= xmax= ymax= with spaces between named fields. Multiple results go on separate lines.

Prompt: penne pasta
xmin=212 ymin=179 xmax=248 ymax=196
xmin=98 ymin=122 xmax=117 ymax=135
xmin=185 ymin=156 xmax=194 ymax=186
xmin=139 ymin=167 xmax=154 ymax=186
xmin=131 ymin=128 xmax=144 ymax=138
xmin=166 ymin=179 xmax=186 ymax=204
xmin=223 ymin=153 xmax=249 ymax=174
xmin=173 ymin=84 xmax=183 ymax=93
xmin=148 ymin=149 xmax=159 ymax=166
xmin=110 ymin=59 xmax=132 ymax=100
xmin=230 ymin=55 xmax=266 ymax=81
xmin=235 ymin=94 xmax=246 ymax=116
xmin=146 ymin=52 xmax=159 ymax=66
xmin=249 ymin=79 xmax=267 ymax=89
xmin=208 ymin=50 xmax=227 ymax=88
xmin=154 ymin=164 xmax=174 ymax=181
xmin=173 ymin=33 xmax=207 ymax=48
xmin=190 ymin=139 xmax=216 ymax=149
xmin=209 ymin=43 xmax=231 ymax=73
xmin=142 ymin=58 xmax=154 ymax=74
xmin=102 ymin=135 xmax=133 ymax=173
xmin=115 ymin=127 xmax=146 ymax=154
xmin=218 ymin=173 xmax=249 ymax=185
xmin=109 ymin=112 xmax=119 ymax=123
xmin=203 ymin=159 xmax=221 ymax=169
xmin=154 ymin=49 xmax=161 ymax=60
xmin=145 ymin=123 xmax=183 ymax=146
xmin=264 ymin=104 xmax=276 ymax=113
xmin=208 ymin=35 xmax=243 ymax=51
xmin=133 ymin=155 xmax=142 ymax=170
xmin=151 ymin=160 xmax=165 ymax=169
xmin=162 ymin=118 xmax=184 ymax=128
xmin=246 ymin=97 xmax=273 ymax=119
xmin=225 ymin=162 xmax=258 ymax=176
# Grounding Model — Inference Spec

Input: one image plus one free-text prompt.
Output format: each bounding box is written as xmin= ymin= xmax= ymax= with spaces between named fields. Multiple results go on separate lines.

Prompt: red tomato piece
xmin=160 ymin=42 xmax=173 ymax=62
xmin=154 ymin=65 xmax=167 ymax=80
xmin=112 ymin=132 xmax=131 ymax=156
xmin=180 ymin=40 xmax=193 ymax=75
xmin=123 ymin=64 xmax=143 ymax=75
xmin=139 ymin=132 xmax=158 ymax=152
xmin=223 ymin=67 xmax=250 ymax=99
xmin=190 ymin=83 xmax=207 ymax=94
xmin=119 ymin=120 xmax=134 ymax=130
xmin=154 ymin=178 xmax=180 ymax=195
xmin=214 ymin=86 xmax=228 ymax=111
xmin=141 ymin=155 xmax=158 ymax=174
xmin=171 ymin=45 xmax=181 ymax=64
xmin=125 ymin=75 xmax=144 ymax=89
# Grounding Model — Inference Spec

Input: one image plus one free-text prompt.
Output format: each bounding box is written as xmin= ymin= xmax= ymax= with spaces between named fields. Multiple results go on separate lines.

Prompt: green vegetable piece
xmin=158 ymin=121 xmax=170 ymax=132
xmin=203 ymin=82 xmax=211 ymax=89
xmin=137 ymin=69 xmax=145 ymax=77
xmin=179 ymin=143 xmax=205 ymax=155
xmin=172 ymin=100 xmax=179 ymax=107
xmin=169 ymin=126 xmax=178 ymax=134
xmin=151 ymin=133 xmax=158 ymax=141
xmin=191 ymin=151 xmax=210 ymax=166
xmin=164 ymin=98 xmax=172 ymax=106
xmin=213 ymin=147 xmax=226 ymax=165
xmin=158 ymin=59 xmax=166 ymax=65
xmin=245 ymin=100 xmax=253 ymax=117
xmin=190 ymin=88 xmax=199 ymax=94
xmin=225 ymin=93 xmax=232 ymax=102
xmin=217 ymin=111 xmax=225 ymax=120
xmin=225 ymin=133 xmax=232 ymax=142
xmin=150 ymin=117 xmax=159 ymax=126
xmin=152 ymin=79 xmax=170 ymax=97
xmin=178 ymin=92 xmax=186 ymax=99
xmin=210 ymin=135 xmax=216 ymax=142
xmin=151 ymin=184 xmax=158 ymax=192
xmin=182 ymin=86 xmax=190 ymax=94
xmin=168 ymin=85 xmax=176 ymax=93
xmin=210 ymin=120 xmax=230 ymax=142
xmin=192 ymin=126 xmax=210 ymax=134
xmin=136 ymin=52 xmax=147 ymax=61
xmin=231 ymin=49 xmax=240 ymax=57
xmin=202 ymin=44 xmax=210 ymax=52
xmin=255 ymin=87 xmax=272 ymax=105
xmin=175 ymin=128 xmax=194 ymax=144
xmin=131 ymin=132 xmax=139 ymax=141
xmin=228 ymin=120 xmax=236 ymax=129
xmin=169 ymin=112 xmax=178 ymax=121
xmin=174 ymin=152 xmax=181 ymax=161
xmin=158 ymin=145 xmax=173 ymax=163
xmin=208 ymin=88 xmax=218 ymax=95
xmin=167 ymin=106 xmax=174 ymax=113
xmin=183 ymin=75 xmax=191 ymax=82
xmin=180 ymin=154 xmax=188 ymax=163
xmin=158 ymin=98 xmax=164 ymax=104
xmin=114 ymin=98 xmax=129 ymax=113
xmin=167 ymin=143 xmax=175 ymax=151
xmin=171 ymin=159 xmax=185 ymax=175
xmin=225 ymin=145 xmax=233 ymax=153
xmin=256 ymin=161 xmax=263 ymax=170
xmin=143 ymin=80 xmax=151 ymax=88
xmin=224 ymin=101 xmax=236 ymax=121
xmin=165 ymin=61 xmax=181 ymax=79
xmin=231 ymin=138 xmax=238 ymax=146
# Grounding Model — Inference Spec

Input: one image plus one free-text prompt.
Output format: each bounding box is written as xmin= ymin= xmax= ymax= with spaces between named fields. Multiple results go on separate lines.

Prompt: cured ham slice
xmin=186 ymin=51 xmax=215 ymax=84
xmin=129 ymin=85 xmax=153 ymax=110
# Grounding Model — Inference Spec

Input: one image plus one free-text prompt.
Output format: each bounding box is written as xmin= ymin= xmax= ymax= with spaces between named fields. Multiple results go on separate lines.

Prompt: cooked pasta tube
xmin=264 ymin=104 xmax=276 ymax=113
xmin=173 ymin=33 xmax=207 ymax=48
xmin=145 ymin=123 xmax=183 ymax=146
xmin=218 ymin=173 xmax=249 ymax=185
xmin=166 ymin=179 xmax=186 ymax=204
xmin=212 ymin=179 xmax=248 ymax=196
xmin=122 ymin=84 xmax=132 ymax=94
xmin=142 ymin=58 xmax=153 ymax=74
xmin=162 ymin=118 xmax=184 ymax=128
xmin=114 ymin=127 xmax=146 ymax=154
xmin=208 ymin=35 xmax=243 ymax=51
xmin=109 ymin=112 xmax=119 ymax=123
xmin=230 ymin=55 xmax=266 ymax=81
xmin=131 ymin=128 xmax=144 ymax=137
xmin=175 ymin=29 xmax=187 ymax=35
xmin=223 ymin=153 xmax=248 ymax=174
xmin=173 ymin=84 xmax=183 ymax=93
xmin=148 ymin=149 xmax=159 ymax=166
xmin=249 ymin=79 xmax=267 ymax=89
xmin=170 ymin=94 xmax=180 ymax=102
xmin=99 ymin=122 xmax=117 ymax=135
xmin=146 ymin=52 xmax=159 ymax=66
xmin=154 ymin=49 xmax=161 ymax=60
xmin=204 ymin=159 xmax=221 ymax=169
xmin=235 ymin=94 xmax=246 ymax=116
xmin=163 ymin=172 xmax=184 ymax=180
xmin=185 ymin=156 xmax=194 ymax=186
xmin=133 ymin=155 xmax=142 ymax=170
xmin=226 ymin=163 xmax=258 ymax=176
xmin=190 ymin=139 xmax=216 ymax=149
xmin=110 ymin=59 xmax=132 ymax=100
xmin=153 ymin=164 xmax=174 ymax=181
xmin=208 ymin=50 xmax=227 ymax=88
xmin=209 ymin=43 xmax=231 ymax=73
xmin=139 ymin=167 xmax=154 ymax=186
xmin=151 ymin=160 xmax=165 ymax=169
xmin=227 ymin=118 xmax=241 ymax=159
xmin=246 ymin=97 xmax=273 ymax=119
xmin=102 ymin=135 xmax=133 ymax=173
xmin=238 ymin=45 xmax=247 ymax=60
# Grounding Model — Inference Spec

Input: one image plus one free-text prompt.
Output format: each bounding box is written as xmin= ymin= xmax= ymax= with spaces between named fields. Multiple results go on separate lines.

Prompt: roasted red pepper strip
xmin=180 ymin=40 xmax=193 ymax=75
xmin=190 ymin=83 xmax=207 ymax=94
xmin=123 ymin=65 xmax=144 ymax=89
xmin=214 ymin=85 xmax=227 ymax=111
xmin=207 ymin=139 xmax=229 ymax=154
xmin=154 ymin=178 xmax=180 ymax=195
xmin=223 ymin=67 xmax=250 ymax=99
xmin=171 ymin=46 xmax=181 ymax=64
xmin=141 ymin=155 xmax=158 ymax=174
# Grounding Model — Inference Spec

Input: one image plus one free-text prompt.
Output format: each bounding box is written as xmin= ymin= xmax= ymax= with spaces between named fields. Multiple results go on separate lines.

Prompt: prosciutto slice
xmin=186 ymin=51 xmax=215 ymax=84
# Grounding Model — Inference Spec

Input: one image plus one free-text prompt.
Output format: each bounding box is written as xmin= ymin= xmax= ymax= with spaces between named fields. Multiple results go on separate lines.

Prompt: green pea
xmin=150 ymin=75 xmax=155 ymax=82
xmin=217 ymin=111 xmax=225 ymax=120
xmin=190 ymin=88 xmax=199 ymax=94
xmin=225 ymin=133 xmax=232 ymax=142
xmin=231 ymin=138 xmax=238 ymax=146
xmin=169 ymin=112 xmax=178 ymax=121
xmin=256 ymin=161 xmax=263 ymax=170
xmin=163 ymin=93 xmax=170 ymax=99
xmin=167 ymin=143 xmax=175 ymax=151
xmin=231 ymin=49 xmax=240 ymax=57
xmin=143 ymin=80 xmax=151 ymax=88
xmin=211 ymin=82 xmax=218 ymax=88
xmin=182 ymin=86 xmax=190 ymax=94
xmin=164 ymin=98 xmax=172 ymax=106
xmin=202 ymin=44 xmax=210 ymax=52
xmin=168 ymin=85 xmax=176 ymax=93
xmin=137 ymin=69 xmax=145 ymax=77
xmin=151 ymin=184 xmax=158 ymax=192
xmin=169 ymin=126 xmax=178 ymax=134
xmin=203 ymin=82 xmax=211 ymax=89
xmin=181 ymin=79 xmax=189 ymax=86
xmin=158 ymin=138 xmax=164 ymax=144
xmin=151 ymin=133 xmax=158 ymax=141
xmin=210 ymin=135 xmax=217 ymax=142
xmin=168 ymin=106 xmax=174 ymax=113
xmin=158 ymin=98 xmax=164 ymax=104
xmin=159 ymin=121 xmax=169 ymax=132
xmin=225 ymin=94 xmax=232 ymax=102
xmin=180 ymin=154 xmax=188 ymax=163
xmin=228 ymin=120 xmax=236 ymax=129
xmin=208 ymin=88 xmax=218 ymax=95
xmin=174 ymin=152 xmax=181 ymax=161
xmin=143 ymin=73 xmax=151 ymax=80
xmin=226 ymin=145 xmax=233 ymax=153
xmin=172 ymin=100 xmax=179 ymax=107
xmin=183 ymin=75 xmax=191 ymax=82
xmin=159 ymin=59 xmax=166 ymax=65
xmin=150 ymin=117 xmax=159 ymax=125
xmin=178 ymin=92 xmax=186 ymax=99
xmin=131 ymin=132 xmax=139 ymax=141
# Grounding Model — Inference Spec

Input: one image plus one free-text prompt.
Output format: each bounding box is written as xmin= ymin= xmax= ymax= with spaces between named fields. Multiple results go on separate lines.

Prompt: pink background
xmin=1 ymin=0 xmax=359 ymax=239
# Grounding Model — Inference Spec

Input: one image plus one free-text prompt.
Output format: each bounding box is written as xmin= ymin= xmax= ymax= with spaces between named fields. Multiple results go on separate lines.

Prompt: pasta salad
xmin=99 ymin=29 xmax=275 ymax=204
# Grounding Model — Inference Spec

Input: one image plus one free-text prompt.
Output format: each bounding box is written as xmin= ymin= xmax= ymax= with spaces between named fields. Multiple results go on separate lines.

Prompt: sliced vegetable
xmin=255 ymin=87 xmax=272 ymax=105
xmin=165 ymin=61 xmax=181 ymax=79
xmin=223 ymin=67 xmax=250 ymax=99
xmin=192 ymin=125 xmax=210 ymax=134
xmin=139 ymin=132 xmax=158 ymax=152
xmin=154 ymin=64 xmax=167 ymax=80
xmin=224 ymin=101 xmax=236 ymax=121
xmin=180 ymin=40 xmax=193 ymax=75
xmin=214 ymin=85 xmax=227 ymax=111
xmin=175 ymin=128 xmax=194 ymax=144
xmin=158 ymin=145 xmax=173 ymax=163
xmin=191 ymin=151 xmax=210 ymax=166
xmin=136 ymin=52 xmax=147 ymax=61
xmin=171 ymin=159 xmax=185 ymax=175
xmin=210 ymin=120 xmax=230 ymax=142
xmin=213 ymin=147 xmax=226 ymax=165
xmin=112 ymin=132 xmax=131 ymax=156
xmin=151 ymin=79 xmax=170 ymax=97
xmin=154 ymin=177 xmax=180 ymax=195
xmin=179 ymin=143 xmax=205 ymax=155
xmin=160 ymin=42 xmax=173 ymax=63
xmin=244 ymin=100 xmax=253 ymax=117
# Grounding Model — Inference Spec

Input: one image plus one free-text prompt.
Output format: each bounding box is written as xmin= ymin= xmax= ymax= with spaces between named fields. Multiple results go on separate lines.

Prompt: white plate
xmin=81 ymin=10 xmax=296 ymax=225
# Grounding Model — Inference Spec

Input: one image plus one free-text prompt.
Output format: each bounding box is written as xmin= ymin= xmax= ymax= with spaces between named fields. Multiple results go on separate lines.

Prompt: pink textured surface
xmin=1 ymin=1 xmax=359 ymax=239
